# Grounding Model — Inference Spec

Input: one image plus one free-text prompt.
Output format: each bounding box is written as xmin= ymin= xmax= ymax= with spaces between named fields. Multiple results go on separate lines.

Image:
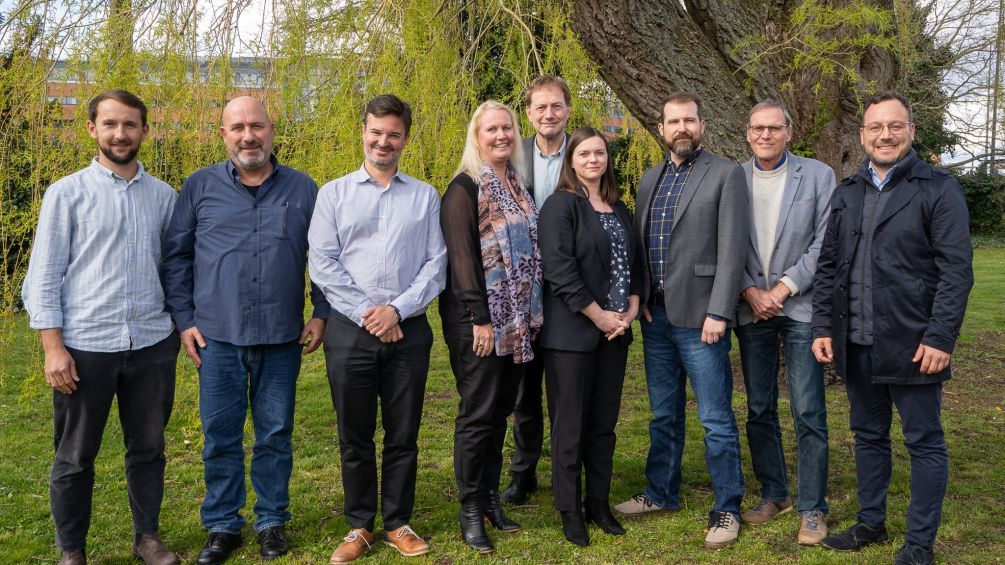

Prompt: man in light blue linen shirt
xmin=22 ymin=90 xmax=181 ymax=565
xmin=309 ymin=94 xmax=446 ymax=563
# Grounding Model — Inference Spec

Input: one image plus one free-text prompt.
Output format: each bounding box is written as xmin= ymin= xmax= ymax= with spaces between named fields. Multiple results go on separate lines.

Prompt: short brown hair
xmin=88 ymin=90 xmax=148 ymax=126
xmin=364 ymin=94 xmax=412 ymax=135
xmin=659 ymin=91 xmax=703 ymax=122
xmin=524 ymin=75 xmax=572 ymax=107
xmin=555 ymin=127 xmax=618 ymax=205
xmin=862 ymin=90 xmax=913 ymax=123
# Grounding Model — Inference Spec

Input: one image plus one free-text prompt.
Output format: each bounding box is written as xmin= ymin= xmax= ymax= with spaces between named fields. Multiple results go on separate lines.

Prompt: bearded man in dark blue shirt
xmin=162 ymin=96 xmax=329 ymax=564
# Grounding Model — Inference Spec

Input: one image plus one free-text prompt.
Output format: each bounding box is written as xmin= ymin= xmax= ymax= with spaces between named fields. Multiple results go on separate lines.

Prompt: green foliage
xmin=958 ymin=171 xmax=1005 ymax=236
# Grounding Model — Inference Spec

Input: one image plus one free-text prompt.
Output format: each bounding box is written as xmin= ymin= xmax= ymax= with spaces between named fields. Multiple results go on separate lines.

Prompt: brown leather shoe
xmin=383 ymin=525 xmax=430 ymax=557
xmin=329 ymin=528 xmax=375 ymax=564
xmin=58 ymin=549 xmax=86 ymax=565
xmin=133 ymin=533 xmax=180 ymax=565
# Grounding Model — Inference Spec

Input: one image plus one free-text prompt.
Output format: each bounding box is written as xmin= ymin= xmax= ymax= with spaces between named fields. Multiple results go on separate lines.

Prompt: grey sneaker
xmin=704 ymin=511 xmax=740 ymax=549
xmin=614 ymin=493 xmax=667 ymax=516
xmin=741 ymin=497 xmax=793 ymax=525
xmin=798 ymin=510 xmax=827 ymax=545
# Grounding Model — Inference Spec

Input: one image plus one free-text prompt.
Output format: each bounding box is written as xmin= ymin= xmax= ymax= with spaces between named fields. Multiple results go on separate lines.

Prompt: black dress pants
xmin=444 ymin=321 xmax=524 ymax=503
xmin=51 ymin=332 xmax=179 ymax=550
xmin=543 ymin=339 xmax=628 ymax=512
xmin=509 ymin=350 xmax=545 ymax=475
xmin=323 ymin=312 xmax=433 ymax=532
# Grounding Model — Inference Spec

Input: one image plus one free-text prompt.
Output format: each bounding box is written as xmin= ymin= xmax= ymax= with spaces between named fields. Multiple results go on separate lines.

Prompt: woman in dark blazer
xmin=538 ymin=127 xmax=643 ymax=547
xmin=439 ymin=100 xmax=542 ymax=555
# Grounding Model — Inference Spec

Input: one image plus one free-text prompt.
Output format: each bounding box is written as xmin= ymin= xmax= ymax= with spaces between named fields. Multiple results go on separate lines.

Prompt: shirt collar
xmin=867 ymin=160 xmax=897 ymax=191
xmin=666 ymin=147 xmax=702 ymax=169
xmin=89 ymin=157 xmax=146 ymax=183
xmin=535 ymin=134 xmax=567 ymax=158
xmin=753 ymin=151 xmax=787 ymax=171
xmin=354 ymin=163 xmax=403 ymax=188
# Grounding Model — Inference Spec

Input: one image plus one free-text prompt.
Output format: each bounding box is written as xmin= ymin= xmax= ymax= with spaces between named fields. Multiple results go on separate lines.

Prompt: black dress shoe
xmin=561 ymin=511 xmax=590 ymax=547
xmin=483 ymin=490 xmax=521 ymax=532
xmin=460 ymin=499 xmax=494 ymax=554
xmin=257 ymin=526 xmax=289 ymax=560
xmin=500 ymin=472 xmax=537 ymax=504
xmin=820 ymin=522 xmax=889 ymax=552
xmin=196 ymin=532 xmax=242 ymax=565
xmin=584 ymin=498 xmax=626 ymax=535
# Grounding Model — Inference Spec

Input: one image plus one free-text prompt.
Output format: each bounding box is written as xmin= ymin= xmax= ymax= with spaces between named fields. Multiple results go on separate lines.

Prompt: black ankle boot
xmin=501 ymin=471 xmax=537 ymax=504
xmin=483 ymin=490 xmax=521 ymax=532
xmin=561 ymin=510 xmax=590 ymax=547
xmin=585 ymin=498 xmax=626 ymax=535
xmin=460 ymin=499 xmax=494 ymax=553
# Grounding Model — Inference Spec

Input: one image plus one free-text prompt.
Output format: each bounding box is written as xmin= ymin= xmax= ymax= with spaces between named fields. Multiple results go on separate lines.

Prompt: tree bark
xmin=571 ymin=0 xmax=898 ymax=177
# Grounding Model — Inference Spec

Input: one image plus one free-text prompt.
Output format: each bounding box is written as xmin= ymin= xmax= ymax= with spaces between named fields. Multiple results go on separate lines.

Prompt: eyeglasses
xmin=862 ymin=122 xmax=912 ymax=136
xmin=748 ymin=124 xmax=788 ymax=136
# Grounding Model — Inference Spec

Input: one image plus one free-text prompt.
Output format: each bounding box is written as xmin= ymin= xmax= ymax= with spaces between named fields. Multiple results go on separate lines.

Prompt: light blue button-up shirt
xmin=532 ymin=135 xmax=567 ymax=209
xmin=22 ymin=158 xmax=177 ymax=352
xmin=868 ymin=160 xmax=898 ymax=191
xmin=308 ymin=165 xmax=447 ymax=326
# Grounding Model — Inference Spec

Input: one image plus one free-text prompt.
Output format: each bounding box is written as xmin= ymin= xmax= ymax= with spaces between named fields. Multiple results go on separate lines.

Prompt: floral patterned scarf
xmin=477 ymin=162 xmax=542 ymax=363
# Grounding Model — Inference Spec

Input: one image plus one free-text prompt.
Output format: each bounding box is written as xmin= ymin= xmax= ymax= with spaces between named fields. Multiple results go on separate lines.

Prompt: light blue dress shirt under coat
xmin=22 ymin=158 xmax=177 ymax=352
xmin=308 ymin=165 xmax=447 ymax=326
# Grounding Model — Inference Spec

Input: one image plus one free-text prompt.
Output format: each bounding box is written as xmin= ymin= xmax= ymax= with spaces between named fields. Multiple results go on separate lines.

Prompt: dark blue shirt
xmin=645 ymin=149 xmax=701 ymax=292
xmin=162 ymin=157 xmax=330 ymax=346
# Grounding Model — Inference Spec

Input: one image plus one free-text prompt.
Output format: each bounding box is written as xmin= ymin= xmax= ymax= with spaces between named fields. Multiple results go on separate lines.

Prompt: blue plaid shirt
xmin=645 ymin=150 xmax=701 ymax=292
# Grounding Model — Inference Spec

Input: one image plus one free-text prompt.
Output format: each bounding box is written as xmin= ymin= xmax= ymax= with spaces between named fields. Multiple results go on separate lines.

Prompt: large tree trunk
xmin=571 ymin=0 xmax=898 ymax=177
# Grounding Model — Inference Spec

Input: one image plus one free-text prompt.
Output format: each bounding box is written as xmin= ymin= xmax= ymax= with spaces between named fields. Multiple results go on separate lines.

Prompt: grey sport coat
xmin=737 ymin=151 xmax=836 ymax=325
xmin=634 ymin=149 xmax=749 ymax=329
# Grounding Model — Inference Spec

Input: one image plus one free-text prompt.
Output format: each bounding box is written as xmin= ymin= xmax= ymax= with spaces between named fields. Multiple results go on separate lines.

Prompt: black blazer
xmin=538 ymin=191 xmax=644 ymax=352
xmin=811 ymin=151 xmax=974 ymax=384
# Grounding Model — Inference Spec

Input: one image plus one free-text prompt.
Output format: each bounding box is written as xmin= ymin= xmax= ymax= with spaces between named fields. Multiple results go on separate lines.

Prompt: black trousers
xmin=444 ymin=321 xmax=524 ymax=503
xmin=323 ymin=312 xmax=433 ymax=532
xmin=543 ymin=340 xmax=628 ymax=512
xmin=51 ymin=332 xmax=179 ymax=550
xmin=509 ymin=349 xmax=545 ymax=475
xmin=845 ymin=343 xmax=948 ymax=548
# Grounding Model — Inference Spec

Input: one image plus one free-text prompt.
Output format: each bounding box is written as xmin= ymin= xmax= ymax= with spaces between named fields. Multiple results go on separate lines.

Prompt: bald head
xmin=220 ymin=96 xmax=274 ymax=172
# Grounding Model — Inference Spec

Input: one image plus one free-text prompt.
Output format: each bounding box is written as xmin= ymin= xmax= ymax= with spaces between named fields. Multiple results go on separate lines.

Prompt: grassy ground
xmin=1 ymin=249 xmax=1003 ymax=564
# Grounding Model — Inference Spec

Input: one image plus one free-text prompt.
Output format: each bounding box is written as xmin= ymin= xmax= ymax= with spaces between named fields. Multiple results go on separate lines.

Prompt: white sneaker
xmin=614 ymin=493 xmax=667 ymax=515
xmin=705 ymin=511 xmax=740 ymax=549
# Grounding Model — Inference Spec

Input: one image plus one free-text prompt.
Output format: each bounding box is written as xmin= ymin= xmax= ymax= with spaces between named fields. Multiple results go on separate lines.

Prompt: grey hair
xmin=748 ymin=99 xmax=792 ymax=127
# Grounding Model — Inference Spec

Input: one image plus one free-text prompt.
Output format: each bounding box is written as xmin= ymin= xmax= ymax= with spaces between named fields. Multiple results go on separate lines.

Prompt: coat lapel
xmin=743 ymin=160 xmax=759 ymax=256
xmin=635 ymin=162 xmax=666 ymax=232
xmin=579 ymin=198 xmax=612 ymax=267
xmin=670 ymin=152 xmax=711 ymax=235
xmin=773 ymin=153 xmax=802 ymax=248
xmin=875 ymin=177 xmax=923 ymax=227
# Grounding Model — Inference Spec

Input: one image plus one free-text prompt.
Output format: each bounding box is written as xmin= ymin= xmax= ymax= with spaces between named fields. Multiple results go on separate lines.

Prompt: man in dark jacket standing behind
xmin=811 ymin=91 xmax=973 ymax=565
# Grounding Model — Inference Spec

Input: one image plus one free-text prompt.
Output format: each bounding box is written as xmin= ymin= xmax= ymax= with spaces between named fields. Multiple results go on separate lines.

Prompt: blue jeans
xmin=736 ymin=317 xmax=829 ymax=513
xmin=640 ymin=305 xmax=744 ymax=516
xmin=198 ymin=337 xmax=302 ymax=534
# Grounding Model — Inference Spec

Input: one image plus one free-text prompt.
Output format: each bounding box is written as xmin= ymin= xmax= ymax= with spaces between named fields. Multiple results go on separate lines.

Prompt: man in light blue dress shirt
xmin=22 ymin=90 xmax=181 ymax=565
xmin=308 ymin=94 xmax=446 ymax=563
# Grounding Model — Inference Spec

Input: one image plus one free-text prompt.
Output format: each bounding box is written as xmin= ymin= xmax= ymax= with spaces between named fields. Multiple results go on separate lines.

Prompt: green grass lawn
xmin=1 ymin=249 xmax=1003 ymax=564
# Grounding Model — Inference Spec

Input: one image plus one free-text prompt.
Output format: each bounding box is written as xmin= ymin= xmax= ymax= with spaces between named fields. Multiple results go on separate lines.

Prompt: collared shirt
xmin=162 ymin=157 xmax=329 ymax=346
xmin=868 ymin=160 xmax=898 ymax=191
xmin=645 ymin=149 xmax=702 ymax=292
xmin=22 ymin=158 xmax=177 ymax=352
xmin=308 ymin=165 xmax=447 ymax=326
xmin=753 ymin=150 xmax=787 ymax=171
xmin=532 ymin=135 xmax=567 ymax=209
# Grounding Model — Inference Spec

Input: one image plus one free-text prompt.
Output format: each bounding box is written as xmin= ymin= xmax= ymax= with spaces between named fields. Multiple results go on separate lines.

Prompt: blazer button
xmin=838 ymin=285 xmax=846 ymax=292
xmin=839 ymin=312 xmax=847 ymax=319
xmin=852 ymin=229 xmax=860 ymax=236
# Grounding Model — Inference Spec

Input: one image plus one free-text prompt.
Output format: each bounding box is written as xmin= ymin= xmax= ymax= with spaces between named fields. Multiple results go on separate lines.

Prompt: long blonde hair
xmin=455 ymin=100 xmax=526 ymax=182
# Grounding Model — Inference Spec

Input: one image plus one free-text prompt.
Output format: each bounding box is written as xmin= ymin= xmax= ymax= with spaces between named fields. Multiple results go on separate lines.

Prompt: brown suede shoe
xmin=383 ymin=525 xmax=430 ymax=557
xmin=58 ymin=549 xmax=86 ymax=565
xmin=133 ymin=533 xmax=180 ymax=565
xmin=329 ymin=528 xmax=375 ymax=564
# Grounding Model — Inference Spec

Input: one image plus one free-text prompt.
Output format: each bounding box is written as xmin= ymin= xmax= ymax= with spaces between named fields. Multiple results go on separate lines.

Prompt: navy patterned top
xmin=596 ymin=210 xmax=630 ymax=313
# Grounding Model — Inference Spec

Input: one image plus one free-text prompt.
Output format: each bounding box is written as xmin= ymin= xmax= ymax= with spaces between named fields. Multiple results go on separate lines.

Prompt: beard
xmin=99 ymin=143 xmax=139 ymax=165
xmin=665 ymin=132 xmax=701 ymax=159
xmin=230 ymin=144 xmax=269 ymax=170
xmin=364 ymin=144 xmax=400 ymax=168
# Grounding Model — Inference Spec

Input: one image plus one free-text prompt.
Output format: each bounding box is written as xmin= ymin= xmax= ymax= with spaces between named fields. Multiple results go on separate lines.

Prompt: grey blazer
xmin=521 ymin=133 xmax=569 ymax=203
xmin=737 ymin=151 xmax=835 ymax=325
xmin=634 ymin=150 xmax=749 ymax=329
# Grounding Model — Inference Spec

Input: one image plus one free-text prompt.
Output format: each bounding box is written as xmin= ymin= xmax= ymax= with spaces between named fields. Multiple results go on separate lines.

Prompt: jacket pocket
xmin=694 ymin=264 xmax=716 ymax=276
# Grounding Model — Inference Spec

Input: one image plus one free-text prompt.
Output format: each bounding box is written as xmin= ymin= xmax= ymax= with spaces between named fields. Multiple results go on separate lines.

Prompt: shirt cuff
xmin=779 ymin=276 xmax=799 ymax=296
xmin=351 ymin=299 xmax=378 ymax=327
xmin=28 ymin=310 xmax=62 ymax=330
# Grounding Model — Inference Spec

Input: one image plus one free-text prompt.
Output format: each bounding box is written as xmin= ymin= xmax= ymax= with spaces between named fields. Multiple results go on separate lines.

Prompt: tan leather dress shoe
xmin=383 ymin=525 xmax=430 ymax=557
xmin=329 ymin=528 xmax=375 ymax=564
xmin=133 ymin=533 xmax=180 ymax=565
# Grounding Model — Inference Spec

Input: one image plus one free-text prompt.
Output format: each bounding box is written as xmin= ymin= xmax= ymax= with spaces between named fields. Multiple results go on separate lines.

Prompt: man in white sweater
xmin=735 ymin=99 xmax=836 ymax=546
